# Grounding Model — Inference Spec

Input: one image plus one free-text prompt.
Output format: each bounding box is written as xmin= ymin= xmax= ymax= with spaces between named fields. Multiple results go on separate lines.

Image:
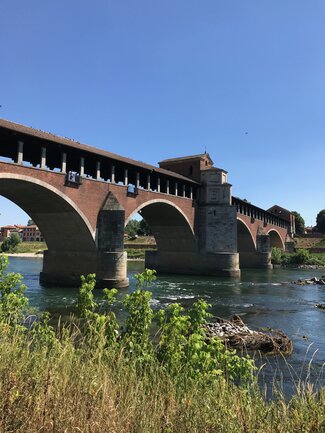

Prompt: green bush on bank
xmin=271 ymin=247 xmax=325 ymax=266
xmin=0 ymin=255 xmax=324 ymax=432
xmin=0 ymin=233 xmax=21 ymax=253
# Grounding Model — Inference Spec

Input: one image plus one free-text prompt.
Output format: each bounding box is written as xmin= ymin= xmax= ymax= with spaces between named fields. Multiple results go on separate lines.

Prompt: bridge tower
xmin=155 ymin=154 xmax=240 ymax=277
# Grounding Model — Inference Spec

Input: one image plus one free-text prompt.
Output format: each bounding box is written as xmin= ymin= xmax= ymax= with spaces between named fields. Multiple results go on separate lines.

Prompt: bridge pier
xmin=40 ymin=250 xmax=128 ymax=288
xmin=238 ymin=233 xmax=272 ymax=269
xmin=145 ymin=250 xmax=240 ymax=277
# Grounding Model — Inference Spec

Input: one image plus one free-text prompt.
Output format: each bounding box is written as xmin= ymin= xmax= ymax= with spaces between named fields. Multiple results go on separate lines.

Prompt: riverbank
xmin=2 ymin=252 xmax=146 ymax=261
xmin=5 ymin=252 xmax=325 ymax=268
xmin=0 ymin=261 xmax=324 ymax=433
xmin=2 ymin=252 xmax=44 ymax=258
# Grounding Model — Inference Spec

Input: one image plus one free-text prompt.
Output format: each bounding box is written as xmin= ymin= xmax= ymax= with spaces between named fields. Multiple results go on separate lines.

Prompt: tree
xmin=27 ymin=219 xmax=34 ymax=226
xmin=291 ymin=211 xmax=305 ymax=235
xmin=316 ymin=209 xmax=325 ymax=234
xmin=125 ymin=219 xmax=140 ymax=238
xmin=138 ymin=218 xmax=152 ymax=236
xmin=1 ymin=233 xmax=22 ymax=252
xmin=125 ymin=218 xmax=152 ymax=238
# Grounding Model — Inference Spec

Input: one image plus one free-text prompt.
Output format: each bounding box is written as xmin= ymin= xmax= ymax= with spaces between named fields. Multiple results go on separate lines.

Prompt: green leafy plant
xmin=122 ymin=269 xmax=156 ymax=360
xmin=1 ymin=233 xmax=21 ymax=253
xmin=30 ymin=312 xmax=59 ymax=351
xmin=157 ymin=298 xmax=255 ymax=382
xmin=0 ymin=255 xmax=28 ymax=330
xmin=292 ymin=249 xmax=310 ymax=264
xmin=271 ymin=247 xmax=282 ymax=265
xmin=76 ymin=274 xmax=119 ymax=348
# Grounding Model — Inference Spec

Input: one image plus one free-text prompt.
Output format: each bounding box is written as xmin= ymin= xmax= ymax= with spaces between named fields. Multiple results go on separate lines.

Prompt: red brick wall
xmin=0 ymin=162 xmax=195 ymax=232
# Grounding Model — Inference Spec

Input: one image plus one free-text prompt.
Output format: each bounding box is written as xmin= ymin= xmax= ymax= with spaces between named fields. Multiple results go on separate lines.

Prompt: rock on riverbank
xmin=206 ymin=315 xmax=293 ymax=355
xmin=292 ymin=276 xmax=325 ymax=285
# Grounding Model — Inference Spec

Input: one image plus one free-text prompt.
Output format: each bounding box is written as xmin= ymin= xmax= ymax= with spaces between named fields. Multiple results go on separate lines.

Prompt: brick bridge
xmin=0 ymin=119 xmax=294 ymax=287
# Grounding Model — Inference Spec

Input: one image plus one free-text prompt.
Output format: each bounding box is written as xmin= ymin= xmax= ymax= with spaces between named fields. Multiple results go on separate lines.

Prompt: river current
xmin=7 ymin=256 xmax=325 ymax=396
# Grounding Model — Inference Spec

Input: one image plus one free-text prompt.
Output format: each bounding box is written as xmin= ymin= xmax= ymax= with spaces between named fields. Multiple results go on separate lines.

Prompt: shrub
xmin=1 ymin=233 xmax=21 ymax=253
xmin=74 ymin=269 xmax=255 ymax=383
xmin=291 ymin=249 xmax=310 ymax=264
xmin=271 ymin=247 xmax=282 ymax=264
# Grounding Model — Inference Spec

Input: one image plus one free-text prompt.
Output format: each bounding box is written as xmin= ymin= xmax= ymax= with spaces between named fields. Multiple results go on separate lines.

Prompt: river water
xmin=7 ymin=256 xmax=325 ymax=396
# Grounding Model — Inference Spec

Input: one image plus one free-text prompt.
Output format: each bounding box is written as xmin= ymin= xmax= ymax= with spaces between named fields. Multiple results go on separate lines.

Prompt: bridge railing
xmin=0 ymin=121 xmax=198 ymax=201
xmin=232 ymin=197 xmax=289 ymax=229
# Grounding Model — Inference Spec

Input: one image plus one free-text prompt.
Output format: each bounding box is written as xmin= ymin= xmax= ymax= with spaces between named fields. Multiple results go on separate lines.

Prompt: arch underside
xmin=268 ymin=229 xmax=285 ymax=250
xmin=237 ymin=219 xmax=256 ymax=253
xmin=0 ymin=178 xmax=96 ymax=252
xmin=137 ymin=201 xmax=197 ymax=253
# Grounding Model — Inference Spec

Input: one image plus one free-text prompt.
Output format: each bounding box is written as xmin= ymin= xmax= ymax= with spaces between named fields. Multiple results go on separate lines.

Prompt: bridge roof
xmin=0 ymin=118 xmax=199 ymax=184
xmin=159 ymin=153 xmax=214 ymax=164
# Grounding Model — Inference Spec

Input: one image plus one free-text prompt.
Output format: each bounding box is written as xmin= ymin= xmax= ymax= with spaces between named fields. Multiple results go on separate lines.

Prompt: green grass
xmin=125 ymin=235 xmax=156 ymax=244
xmin=125 ymin=248 xmax=149 ymax=259
xmin=0 ymin=241 xmax=47 ymax=254
xmin=14 ymin=241 xmax=47 ymax=254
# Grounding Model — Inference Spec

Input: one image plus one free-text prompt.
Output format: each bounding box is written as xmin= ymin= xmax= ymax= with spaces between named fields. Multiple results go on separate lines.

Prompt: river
xmin=7 ymin=256 xmax=325 ymax=396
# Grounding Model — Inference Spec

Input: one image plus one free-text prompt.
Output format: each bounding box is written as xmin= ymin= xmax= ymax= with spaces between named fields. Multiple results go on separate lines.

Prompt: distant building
xmin=0 ymin=224 xmax=44 ymax=242
xmin=267 ymin=205 xmax=296 ymax=236
xmin=0 ymin=225 xmax=24 ymax=242
xmin=158 ymin=153 xmax=214 ymax=182
xmin=22 ymin=225 xmax=44 ymax=242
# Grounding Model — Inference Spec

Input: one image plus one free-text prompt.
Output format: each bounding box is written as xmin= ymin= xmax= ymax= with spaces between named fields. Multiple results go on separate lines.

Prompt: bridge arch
xmin=236 ymin=218 xmax=257 ymax=268
xmin=126 ymin=199 xmax=197 ymax=253
xmin=237 ymin=218 xmax=256 ymax=252
xmin=0 ymin=173 xmax=96 ymax=252
xmin=267 ymin=228 xmax=285 ymax=250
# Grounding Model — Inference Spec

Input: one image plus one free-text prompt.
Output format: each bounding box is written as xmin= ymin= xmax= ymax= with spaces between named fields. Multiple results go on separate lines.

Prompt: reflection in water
xmin=7 ymin=256 xmax=325 ymax=396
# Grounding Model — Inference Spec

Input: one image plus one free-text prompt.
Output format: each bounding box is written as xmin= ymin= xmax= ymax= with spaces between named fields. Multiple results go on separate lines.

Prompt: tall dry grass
xmin=0 ymin=326 xmax=324 ymax=433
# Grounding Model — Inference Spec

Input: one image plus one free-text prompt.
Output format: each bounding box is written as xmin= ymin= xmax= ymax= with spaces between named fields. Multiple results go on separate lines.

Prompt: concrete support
xmin=239 ymin=234 xmax=272 ymax=269
xmin=136 ymin=172 xmax=140 ymax=188
xmin=194 ymin=168 xmax=240 ymax=277
xmin=145 ymin=250 xmax=240 ymax=278
xmin=96 ymin=161 xmax=101 ymax=180
xmin=80 ymin=157 xmax=85 ymax=177
xmin=175 ymin=182 xmax=178 ymax=196
xmin=124 ymin=169 xmax=128 ymax=186
xmin=61 ymin=152 xmax=67 ymax=173
xmin=41 ymin=147 xmax=47 ymax=169
xmin=111 ymin=165 xmax=115 ymax=183
xmin=190 ymin=186 xmax=193 ymax=199
xmin=238 ymin=251 xmax=272 ymax=268
xmin=96 ymin=191 xmax=129 ymax=287
xmin=182 ymin=184 xmax=186 ymax=197
xmin=285 ymin=238 xmax=295 ymax=253
xmin=147 ymin=174 xmax=151 ymax=190
xmin=17 ymin=141 xmax=24 ymax=164
xmin=166 ymin=179 xmax=169 ymax=194
xmin=157 ymin=177 xmax=160 ymax=193
xmin=40 ymin=249 xmax=128 ymax=288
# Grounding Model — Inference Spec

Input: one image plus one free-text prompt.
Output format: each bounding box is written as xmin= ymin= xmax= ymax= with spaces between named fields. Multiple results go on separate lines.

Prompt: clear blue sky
xmin=0 ymin=0 xmax=324 ymax=227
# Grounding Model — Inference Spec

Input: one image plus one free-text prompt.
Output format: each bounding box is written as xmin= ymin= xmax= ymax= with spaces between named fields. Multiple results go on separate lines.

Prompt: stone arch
xmin=267 ymin=229 xmax=285 ymax=250
xmin=0 ymin=173 xmax=96 ymax=252
xmin=127 ymin=199 xmax=197 ymax=253
xmin=237 ymin=218 xmax=256 ymax=252
xmin=237 ymin=218 xmax=257 ymax=267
